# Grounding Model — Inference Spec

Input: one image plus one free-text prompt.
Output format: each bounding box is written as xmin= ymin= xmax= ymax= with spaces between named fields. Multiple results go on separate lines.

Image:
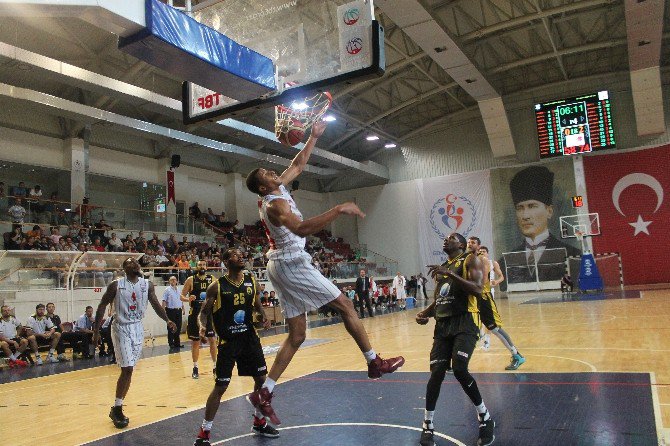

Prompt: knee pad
xmin=429 ymin=359 xmax=450 ymax=376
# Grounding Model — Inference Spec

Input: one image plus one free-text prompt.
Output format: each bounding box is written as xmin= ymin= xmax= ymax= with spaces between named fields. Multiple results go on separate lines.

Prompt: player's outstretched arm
xmin=279 ymin=121 xmax=327 ymax=185
xmin=92 ymin=281 xmax=117 ymax=345
xmin=267 ymin=198 xmax=365 ymax=237
xmin=148 ymin=282 xmax=176 ymax=331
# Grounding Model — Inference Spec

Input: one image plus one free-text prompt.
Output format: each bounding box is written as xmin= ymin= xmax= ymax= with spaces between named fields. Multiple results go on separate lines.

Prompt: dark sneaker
xmin=368 ymin=354 xmax=405 ymax=379
xmin=109 ymin=406 xmax=129 ymax=428
xmin=194 ymin=428 xmax=211 ymax=446
xmin=505 ymin=354 xmax=526 ymax=371
xmin=252 ymin=416 xmax=280 ymax=438
xmin=192 ymin=366 xmax=199 ymax=379
xmin=247 ymin=387 xmax=281 ymax=425
xmin=419 ymin=426 xmax=435 ymax=446
xmin=477 ymin=417 xmax=495 ymax=446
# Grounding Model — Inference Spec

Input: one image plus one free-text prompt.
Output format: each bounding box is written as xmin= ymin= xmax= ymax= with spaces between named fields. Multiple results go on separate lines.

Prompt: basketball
xmin=276 ymin=118 xmax=305 ymax=147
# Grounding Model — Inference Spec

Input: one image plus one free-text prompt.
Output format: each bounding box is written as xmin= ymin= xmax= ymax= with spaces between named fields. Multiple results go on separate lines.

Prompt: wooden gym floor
xmin=1 ymin=288 xmax=668 ymax=445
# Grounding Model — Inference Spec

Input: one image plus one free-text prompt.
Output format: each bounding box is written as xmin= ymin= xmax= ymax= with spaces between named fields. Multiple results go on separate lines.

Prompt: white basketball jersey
xmin=113 ymin=277 xmax=149 ymax=324
xmin=259 ymin=184 xmax=306 ymax=260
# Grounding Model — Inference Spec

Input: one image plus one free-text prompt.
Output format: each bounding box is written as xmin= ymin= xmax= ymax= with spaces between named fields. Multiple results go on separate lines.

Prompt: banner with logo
xmin=490 ymin=159 xmax=581 ymax=290
xmin=584 ymin=145 xmax=670 ymax=284
xmin=416 ymin=171 xmax=493 ymax=269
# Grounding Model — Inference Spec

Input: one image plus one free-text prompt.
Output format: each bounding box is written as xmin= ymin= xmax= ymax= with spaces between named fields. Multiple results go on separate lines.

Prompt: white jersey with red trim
xmin=258 ymin=185 xmax=306 ymax=260
xmin=113 ymin=277 xmax=149 ymax=324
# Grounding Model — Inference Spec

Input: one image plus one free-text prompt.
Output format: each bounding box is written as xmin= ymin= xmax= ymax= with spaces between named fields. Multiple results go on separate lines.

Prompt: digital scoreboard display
xmin=535 ymin=90 xmax=615 ymax=159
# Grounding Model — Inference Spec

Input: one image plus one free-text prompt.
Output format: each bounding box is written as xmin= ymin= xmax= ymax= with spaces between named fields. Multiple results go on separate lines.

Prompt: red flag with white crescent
xmin=167 ymin=170 xmax=175 ymax=204
xmin=584 ymin=145 xmax=670 ymax=284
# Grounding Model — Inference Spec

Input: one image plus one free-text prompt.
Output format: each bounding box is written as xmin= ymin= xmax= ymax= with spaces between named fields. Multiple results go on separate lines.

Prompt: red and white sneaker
xmin=247 ymin=387 xmax=281 ymax=425
xmin=8 ymin=358 xmax=28 ymax=368
xmin=368 ymin=354 xmax=405 ymax=379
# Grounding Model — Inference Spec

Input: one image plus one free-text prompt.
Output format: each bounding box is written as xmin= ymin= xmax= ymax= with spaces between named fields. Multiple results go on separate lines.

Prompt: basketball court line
xmin=650 ymin=372 xmax=668 ymax=445
xmin=212 ymin=422 xmax=467 ymax=445
xmin=78 ymin=369 xmax=320 ymax=446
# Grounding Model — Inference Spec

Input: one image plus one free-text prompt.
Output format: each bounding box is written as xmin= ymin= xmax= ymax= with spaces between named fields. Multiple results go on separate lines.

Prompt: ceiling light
xmin=366 ymin=135 xmax=379 ymax=141
xmin=322 ymin=115 xmax=336 ymax=122
xmin=385 ymin=143 xmax=397 ymax=148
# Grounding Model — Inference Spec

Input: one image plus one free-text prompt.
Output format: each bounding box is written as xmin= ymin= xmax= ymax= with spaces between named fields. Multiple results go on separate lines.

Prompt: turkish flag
xmin=584 ymin=145 xmax=670 ymax=285
xmin=167 ymin=170 xmax=175 ymax=204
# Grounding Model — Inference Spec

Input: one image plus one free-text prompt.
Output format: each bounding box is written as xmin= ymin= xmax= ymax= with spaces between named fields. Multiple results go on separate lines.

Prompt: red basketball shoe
xmin=247 ymin=387 xmax=281 ymax=425
xmin=368 ymin=354 xmax=405 ymax=379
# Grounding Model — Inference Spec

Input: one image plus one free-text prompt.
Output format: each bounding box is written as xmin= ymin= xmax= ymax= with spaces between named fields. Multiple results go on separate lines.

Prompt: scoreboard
xmin=535 ymin=90 xmax=615 ymax=159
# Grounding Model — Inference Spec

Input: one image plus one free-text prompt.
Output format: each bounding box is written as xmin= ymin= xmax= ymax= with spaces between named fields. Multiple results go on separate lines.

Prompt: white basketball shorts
xmin=111 ymin=322 xmax=144 ymax=368
xmin=266 ymin=251 xmax=341 ymax=319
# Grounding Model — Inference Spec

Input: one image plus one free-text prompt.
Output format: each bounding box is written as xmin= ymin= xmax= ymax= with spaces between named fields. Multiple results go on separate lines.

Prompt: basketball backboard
xmin=559 ymin=213 xmax=601 ymax=238
xmin=182 ymin=0 xmax=385 ymax=124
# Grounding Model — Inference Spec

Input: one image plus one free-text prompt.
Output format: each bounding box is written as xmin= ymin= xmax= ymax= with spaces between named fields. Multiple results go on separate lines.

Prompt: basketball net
xmin=575 ymin=230 xmax=587 ymax=253
xmin=275 ymin=91 xmax=332 ymax=137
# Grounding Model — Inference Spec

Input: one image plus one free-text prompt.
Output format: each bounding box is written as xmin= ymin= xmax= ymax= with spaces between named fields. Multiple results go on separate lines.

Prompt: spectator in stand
xmin=38 ymin=236 xmax=51 ymax=250
xmin=41 ymin=193 xmax=59 ymax=224
xmin=8 ymin=197 xmax=27 ymax=224
xmin=262 ymin=291 xmax=270 ymax=305
xmin=25 ymin=236 xmax=39 ymax=250
xmin=206 ymin=208 xmax=217 ymax=223
xmin=155 ymin=250 xmax=173 ymax=282
xmin=55 ymin=209 xmax=70 ymax=226
xmin=4 ymin=226 xmax=22 ymax=250
xmin=57 ymin=238 xmax=68 ymax=251
xmin=27 ymin=184 xmax=43 ymax=214
xmin=91 ymin=237 xmax=106 ymax=252
xmin=177 ymin=254 xmax=190 ymax=283
xmin=0 ymin=181 xmax=5 ymax=198
xmin=189 ymin=201 xmax=202 ymax=220
xmin=0 ymin=305 xmax=30 ymax=367
xmin=45 ymin=302 xmax=88 ymax=360
xmin=164 ymin=234 xmax=178 ymax=254
xmin=179 ymin=236 xmax=191 ymax=253
xmin=91 ymin=256 xmax=114 ymax=286
xmin=74 ymin=197 xmax=93 ymax=221
xmin=92 ymin=219 xmax=112 ymax=244
xmin=26 ymin=304 xmax=62 ymax=363
xmin=108 ymin=233 xmax=123 ymax=251
xmin=49 ymin=227 xmax=62 ymax=245
xmin=64 ymin=236 xmax=77 ymax=251
xmin=76 ymin=228 xmax=91 ymax=245
xmin=74 ymin=306 xmax=97 ymax=357
xmin=13 ymin=181 xmax=28 ymax=199
xmin=269 ymin=290 xmax=278 ymax=306
xmin=26 ymin=224 xmax=42 ymax=239
xmin=135 ymin=231 xmax=146 ymax=245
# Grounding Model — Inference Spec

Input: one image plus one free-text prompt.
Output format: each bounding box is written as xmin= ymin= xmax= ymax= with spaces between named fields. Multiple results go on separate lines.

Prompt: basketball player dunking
xmin=92 ymin=258 xmax=176 ymax=428
xmin=245 ymin=120 xmax=404 ymax=424
xmin=181 ymin=261 xmax=217 ymax=379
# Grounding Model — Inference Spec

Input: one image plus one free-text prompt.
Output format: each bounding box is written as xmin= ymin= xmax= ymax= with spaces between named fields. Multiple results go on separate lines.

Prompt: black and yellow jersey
xmin=189 ymin=273 xmax=214 ymax=314
xmin=212 ymin=272 xmax=258 ymax=340
xmin=434 ymin=252 xmax=479 ymax=319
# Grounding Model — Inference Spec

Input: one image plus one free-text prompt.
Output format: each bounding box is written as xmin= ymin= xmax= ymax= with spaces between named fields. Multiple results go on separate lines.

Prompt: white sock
xmin=254 ymin=408 xmax=263 ymax=418
xmin=193 ymin=362 xmax=198 ymax=368
xmin=363 ymin=349 xmax=377 ymax=364
xmin=263 ymin=378 xmax=276 ymax=393
xmin=476 ymin=402 xmax=490 ymax=420
xmin=49 ymin=349 xmax=55 ymax=355
xmin=114 ymin=398 xmax=123 ymax=407
xmin=10 ymin=353 xmax=17 ymax=360
xmin=424 ymin=410 xmax=435 ymax=425
xmin=201 ymin=419 xmax=213 ymax=431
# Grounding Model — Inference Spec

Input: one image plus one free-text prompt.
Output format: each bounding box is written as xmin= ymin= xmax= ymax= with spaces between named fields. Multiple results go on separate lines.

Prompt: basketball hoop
xmin=275 ymin=91 xmax=332 ymax=143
